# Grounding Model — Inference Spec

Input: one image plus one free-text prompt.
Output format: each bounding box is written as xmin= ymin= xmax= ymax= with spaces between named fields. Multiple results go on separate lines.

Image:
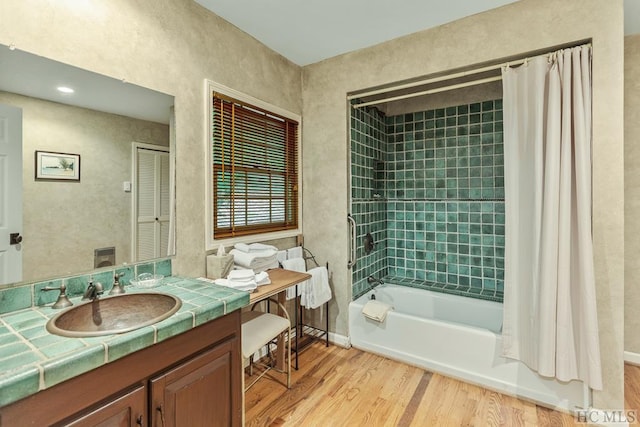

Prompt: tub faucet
xmin=83 ymin=279 xmax=104 ymax=301
xmin=367 ymin=275 xmax=384 ymax=290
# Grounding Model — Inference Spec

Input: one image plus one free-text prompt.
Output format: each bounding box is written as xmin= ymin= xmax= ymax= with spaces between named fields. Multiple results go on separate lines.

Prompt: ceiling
xmin=0 ymin=45 xmax=174 ymax=124
xmin=196 ymin=0 xmax=640 ymax=66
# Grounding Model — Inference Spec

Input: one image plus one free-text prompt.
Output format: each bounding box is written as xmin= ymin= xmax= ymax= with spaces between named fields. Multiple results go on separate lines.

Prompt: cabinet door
xmin=151 ymin=340 xmax=240 ymax=426
xmin=59 ymin=384 xmax=146 ymax=427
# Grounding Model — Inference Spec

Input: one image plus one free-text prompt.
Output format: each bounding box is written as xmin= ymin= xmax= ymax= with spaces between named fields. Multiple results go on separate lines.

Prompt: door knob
xmin=9 ymin=233 xmax=22 ymax=245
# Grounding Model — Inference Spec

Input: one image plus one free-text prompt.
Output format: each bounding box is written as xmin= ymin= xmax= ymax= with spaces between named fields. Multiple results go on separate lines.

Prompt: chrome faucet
xmin=83 ymin=279 xmax=104 ymax=301
xmin=367 ymin=275 xmax=384 ymax=290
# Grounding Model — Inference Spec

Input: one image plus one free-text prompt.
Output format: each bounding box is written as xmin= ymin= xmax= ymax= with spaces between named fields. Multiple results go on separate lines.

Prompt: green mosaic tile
xmin=1 ymin=350 xmax=43 ymax=371
xmin=42 ymin=344 xmax=105 ymax=388
xmin=0 ymin=366 xmax=41 ymax=406
xmin=65 ymin=275 xmax=91 ymax=297
xmin=107 ymin=326 xmax=155 ymax=362
xmin=0 ymin=286 xmax=32 ymax=314
xmin=192 ymin=302 xmax=225 ymax=327
xmin=39 ymin=339 xmax=86 ymax=359
xmin=0 ymin=341 xmax=32 ymax=359
xmin=2 ymin=310 xmax=46 ymax=331
xmin=136 ymin=262 xmax=155 ymax=276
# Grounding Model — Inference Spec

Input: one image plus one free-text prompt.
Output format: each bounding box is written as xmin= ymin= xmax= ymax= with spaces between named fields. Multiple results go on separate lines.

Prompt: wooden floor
xmin=245 ymin=342 xmax=640 ymax=427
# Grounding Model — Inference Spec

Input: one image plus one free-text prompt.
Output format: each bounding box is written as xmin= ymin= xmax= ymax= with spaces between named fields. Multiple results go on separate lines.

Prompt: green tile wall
xmin=350 ymin=99 xmax=505 ymax=302
xmin=350 ymin=104 xmax=388 ymax=298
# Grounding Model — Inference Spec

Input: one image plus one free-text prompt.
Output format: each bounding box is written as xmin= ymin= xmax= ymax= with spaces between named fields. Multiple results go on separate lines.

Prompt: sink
xmin=46 ymin=293 xmax=182 ymax=337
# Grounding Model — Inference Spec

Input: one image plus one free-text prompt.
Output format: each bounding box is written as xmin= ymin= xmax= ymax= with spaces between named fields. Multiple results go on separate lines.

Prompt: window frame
xmin=205 ymin=80 xmax=302 ymax=250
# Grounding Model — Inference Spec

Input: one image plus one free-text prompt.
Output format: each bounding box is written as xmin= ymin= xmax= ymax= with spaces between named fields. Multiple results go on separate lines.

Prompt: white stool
xmin=241 ymin=299 xmax=291 ymax=391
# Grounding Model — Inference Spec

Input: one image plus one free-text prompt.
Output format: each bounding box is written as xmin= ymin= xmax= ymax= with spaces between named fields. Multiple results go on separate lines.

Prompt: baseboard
xmin=624 ymin=351 xmax=640 ymax=366
xmin=329 ymin=332 xmax=350 ymax=348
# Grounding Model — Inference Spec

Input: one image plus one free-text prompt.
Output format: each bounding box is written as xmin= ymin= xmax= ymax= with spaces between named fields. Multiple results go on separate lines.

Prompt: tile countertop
xmin=0 ymin=276 xmax=249 ymax=408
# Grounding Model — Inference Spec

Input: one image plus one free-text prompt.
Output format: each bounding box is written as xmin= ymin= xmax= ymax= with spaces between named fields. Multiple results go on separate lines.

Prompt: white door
xmin=0 ymin=103 xmax=23 ymax=285
xmin=134 ymin=145 xmax=170 ymax=261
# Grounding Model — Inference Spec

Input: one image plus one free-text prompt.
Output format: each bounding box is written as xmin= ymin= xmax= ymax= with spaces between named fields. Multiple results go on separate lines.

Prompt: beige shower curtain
xmin=501 ymin=44 xmax=602 ymax=390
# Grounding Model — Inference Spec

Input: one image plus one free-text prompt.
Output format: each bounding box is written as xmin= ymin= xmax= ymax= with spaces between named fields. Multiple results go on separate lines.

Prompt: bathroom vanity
xmin=0 ymin=277 xmax=247 ymax=426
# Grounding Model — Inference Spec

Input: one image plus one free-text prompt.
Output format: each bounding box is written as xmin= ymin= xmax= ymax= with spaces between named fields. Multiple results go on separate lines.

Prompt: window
xmin=207 ymin=81 xmax=300 ymax=245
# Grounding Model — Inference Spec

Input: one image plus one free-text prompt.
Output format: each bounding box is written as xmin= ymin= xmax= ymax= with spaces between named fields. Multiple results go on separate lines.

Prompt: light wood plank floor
xmin=245 ymin=342 xmax=640 ymax=426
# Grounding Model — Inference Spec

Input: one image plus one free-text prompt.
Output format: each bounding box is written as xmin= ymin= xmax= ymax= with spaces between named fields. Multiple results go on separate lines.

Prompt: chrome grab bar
xmin=347 ymin=214 xmax=357 ymax=269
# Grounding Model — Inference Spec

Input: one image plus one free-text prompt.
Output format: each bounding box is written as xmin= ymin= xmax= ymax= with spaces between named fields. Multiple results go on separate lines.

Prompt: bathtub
xmin=349 ymin=284 xmax=585 ymax=411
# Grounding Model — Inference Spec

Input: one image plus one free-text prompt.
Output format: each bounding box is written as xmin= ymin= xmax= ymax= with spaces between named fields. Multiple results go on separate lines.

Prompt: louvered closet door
xmin=136 ymin=148 xmax=170 ymax=261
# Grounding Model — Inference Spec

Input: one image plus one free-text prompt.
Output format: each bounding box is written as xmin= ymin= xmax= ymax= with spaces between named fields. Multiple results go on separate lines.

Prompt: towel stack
xmin=212 ymin=268 xmax=271 ymax=292
xmin=230 ymin=243 xmax=279 ymax=273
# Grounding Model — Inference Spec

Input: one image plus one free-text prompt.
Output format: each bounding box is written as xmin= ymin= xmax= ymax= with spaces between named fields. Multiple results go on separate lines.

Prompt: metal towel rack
xmin=290 ymin=246 xmax=330 ymax=369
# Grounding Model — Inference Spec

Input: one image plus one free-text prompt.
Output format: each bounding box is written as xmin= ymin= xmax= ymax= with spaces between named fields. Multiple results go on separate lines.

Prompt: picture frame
xmin=35 ymin=150 xmax=81 ymax=182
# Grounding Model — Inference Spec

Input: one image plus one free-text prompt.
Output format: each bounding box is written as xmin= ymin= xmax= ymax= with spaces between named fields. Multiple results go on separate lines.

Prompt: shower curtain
xmin=501 ymin=45 xmax=602 ymax=390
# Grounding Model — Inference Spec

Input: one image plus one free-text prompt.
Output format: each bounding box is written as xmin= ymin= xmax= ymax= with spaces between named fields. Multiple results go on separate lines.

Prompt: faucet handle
xmin=41 ymin=283 xmax=73 ymax=309
xmin=109 ymin=273 xmax=126 ymax=295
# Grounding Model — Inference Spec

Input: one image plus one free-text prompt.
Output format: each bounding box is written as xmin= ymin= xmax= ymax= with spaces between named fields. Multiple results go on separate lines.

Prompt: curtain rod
xmin=352 ymin=75 xmax=502 ymax=109
xmin=349 ymin=42 xmax=591 ymax=108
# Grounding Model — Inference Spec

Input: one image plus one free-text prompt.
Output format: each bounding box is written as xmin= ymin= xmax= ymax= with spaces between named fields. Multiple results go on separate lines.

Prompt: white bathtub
xmin=349 ymin=284 xmax=585 ymax=411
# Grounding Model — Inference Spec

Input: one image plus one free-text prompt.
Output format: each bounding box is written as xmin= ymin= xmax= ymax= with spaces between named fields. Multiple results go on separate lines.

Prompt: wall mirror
xmin=0 ymin=44 xmax=175 ymax=287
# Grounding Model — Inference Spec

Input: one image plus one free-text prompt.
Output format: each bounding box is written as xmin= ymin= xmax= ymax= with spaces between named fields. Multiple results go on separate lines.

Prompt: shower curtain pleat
xmin=501 ymin=45 xmax=602 ymax=390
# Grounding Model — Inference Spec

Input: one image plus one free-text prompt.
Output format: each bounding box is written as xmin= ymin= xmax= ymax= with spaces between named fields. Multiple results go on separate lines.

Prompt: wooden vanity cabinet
xmin=59 ymin=385 xmax=146 ymax=427
xmin=0 ymin=310 xmax=242 ymax=427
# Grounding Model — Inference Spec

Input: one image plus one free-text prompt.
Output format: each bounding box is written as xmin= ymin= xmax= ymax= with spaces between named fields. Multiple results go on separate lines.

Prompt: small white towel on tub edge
xmin=362 ymin=300 xmax=393 ymax=322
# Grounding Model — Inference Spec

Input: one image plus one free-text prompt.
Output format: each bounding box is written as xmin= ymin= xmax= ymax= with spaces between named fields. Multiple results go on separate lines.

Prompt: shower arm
xmin=347 ymin=214 xmax=357 ymax=269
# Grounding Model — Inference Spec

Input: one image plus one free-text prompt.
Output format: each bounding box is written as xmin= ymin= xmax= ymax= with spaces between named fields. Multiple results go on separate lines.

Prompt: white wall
xmin=301 ymin=0 xmax=624 ymax=409
xmin=625 ymin=34 xmax=640 ymax=356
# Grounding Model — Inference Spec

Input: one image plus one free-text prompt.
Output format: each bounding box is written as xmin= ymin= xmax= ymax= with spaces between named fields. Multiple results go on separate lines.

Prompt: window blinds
xmin=212 ymin=93 xmax=299 ymax=239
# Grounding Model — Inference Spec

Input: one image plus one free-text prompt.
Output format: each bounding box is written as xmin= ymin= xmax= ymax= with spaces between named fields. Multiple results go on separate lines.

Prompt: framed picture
xmin=35 ymin=151 xmax=81 ymax=181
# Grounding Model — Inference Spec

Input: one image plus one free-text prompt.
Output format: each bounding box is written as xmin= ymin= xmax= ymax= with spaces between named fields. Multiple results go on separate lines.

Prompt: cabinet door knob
xmin=136 ymin=414 xmax=143 ymax=426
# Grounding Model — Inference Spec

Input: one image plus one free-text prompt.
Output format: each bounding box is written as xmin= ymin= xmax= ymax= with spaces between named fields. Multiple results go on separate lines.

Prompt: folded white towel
xmin=234 ymin=243 xmax=278 ymax=253
xmin=228 ymin=269 xmax=255 ymax=281
xmin=213 ymin=278 xmax=257 ymax=292
xmin=282 ymin=258 xmax=308 ymax=300
xmin=255 ymin=271 xmax=271 ymax=286
xmin=248 ymin=243 xmax=278 ymax=252
xmin=233 ymin=243 xmax=252 ymax=253
xmin=230 ymin=249 xmax=277 ymax=271
xmin=286 ymin=246 xmax=303 ymax=259
xmin=303 ymin=266 xmax=332 ymax=309
xmin=362 ymin=300 xmax=393 ymax=322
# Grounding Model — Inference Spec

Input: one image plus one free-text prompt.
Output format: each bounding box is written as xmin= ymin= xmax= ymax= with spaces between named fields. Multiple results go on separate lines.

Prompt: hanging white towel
xmin=286 ymin=246 xmax=303 ymax=260
xmin=282 ymin=257 xmax=307 ymax=300
xmin=276 ymin=250 xmax=288 ymax=265
xmin=362 ymin=300 xmax=393 ymax=322
xmin=303 ymin=266 xmax=331 ymax=309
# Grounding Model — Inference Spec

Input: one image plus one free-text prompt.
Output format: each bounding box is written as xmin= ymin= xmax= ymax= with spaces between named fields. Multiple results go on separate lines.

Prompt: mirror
xmin=0 ymin=45 xmax=175 ymax=287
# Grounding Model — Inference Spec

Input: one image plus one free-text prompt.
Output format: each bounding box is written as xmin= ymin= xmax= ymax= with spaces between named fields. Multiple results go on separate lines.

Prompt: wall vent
xmin=94 ymin=247 xmax=115 ymax=268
